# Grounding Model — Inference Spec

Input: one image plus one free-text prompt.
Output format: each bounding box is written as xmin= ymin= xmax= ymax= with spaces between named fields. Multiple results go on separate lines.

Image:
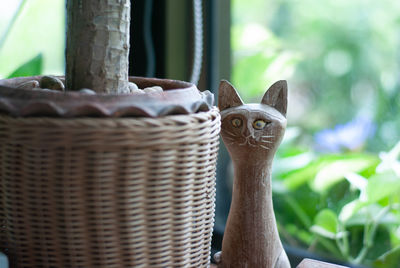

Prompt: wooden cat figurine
xmin=216 ymin=80 xmax=290 ymax=268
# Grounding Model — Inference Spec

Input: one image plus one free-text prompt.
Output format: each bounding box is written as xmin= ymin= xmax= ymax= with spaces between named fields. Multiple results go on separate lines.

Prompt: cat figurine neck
xmin=217 ymin=80 xmax=290 ymax=268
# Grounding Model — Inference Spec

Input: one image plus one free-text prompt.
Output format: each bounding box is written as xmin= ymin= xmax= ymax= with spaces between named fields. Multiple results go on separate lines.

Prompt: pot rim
xmin=0 ymin=76 xmax=214 ymax=118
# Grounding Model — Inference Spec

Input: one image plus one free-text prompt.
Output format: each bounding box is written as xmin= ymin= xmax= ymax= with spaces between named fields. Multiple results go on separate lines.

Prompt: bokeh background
xmin=231 ymin=0 xmax=400 ymax=152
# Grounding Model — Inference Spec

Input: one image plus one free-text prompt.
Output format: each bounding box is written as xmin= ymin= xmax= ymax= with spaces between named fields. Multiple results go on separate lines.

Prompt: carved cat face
xmin=218 ymin=80 xmax=287 ymax=160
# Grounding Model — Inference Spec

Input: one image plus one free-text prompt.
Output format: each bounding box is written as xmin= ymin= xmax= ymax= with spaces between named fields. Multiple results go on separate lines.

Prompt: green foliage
xmin=0 ymin=0 xmax=64 ymax=78
xmin=273 ymin=140 xmax=400 ymax=267
xmin=281 ymin=154 xmax=379 ymax=191
xmin=366 ymin=172 xmax=400 ymax=204
xmin=374 ymin=246 xmax=400 ymax=268
xmin=7 ymin=53 xmax=43 ymax=78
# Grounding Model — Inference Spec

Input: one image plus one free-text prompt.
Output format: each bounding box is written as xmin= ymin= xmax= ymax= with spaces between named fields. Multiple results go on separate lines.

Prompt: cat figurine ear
xmin=218 ymin=80 xmax=244 ymax=111
xmin=261 ymin=80 xmax=288 ymax=117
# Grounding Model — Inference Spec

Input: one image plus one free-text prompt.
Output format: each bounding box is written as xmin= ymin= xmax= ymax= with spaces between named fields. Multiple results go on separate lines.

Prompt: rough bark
xmin=66 ymin=0 xmax=130 ymax=93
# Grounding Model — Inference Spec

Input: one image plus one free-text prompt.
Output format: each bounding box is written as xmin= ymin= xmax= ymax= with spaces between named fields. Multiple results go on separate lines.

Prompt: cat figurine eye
xmin=231 ymin=118 xmax=242 ymax=127
xmin=253 ymin=119 xmax=267 ymax=129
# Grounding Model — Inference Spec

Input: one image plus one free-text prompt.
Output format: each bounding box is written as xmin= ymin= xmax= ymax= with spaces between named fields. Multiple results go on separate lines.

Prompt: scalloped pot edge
xmin=0 ymin=76 xmax=214 ymax=118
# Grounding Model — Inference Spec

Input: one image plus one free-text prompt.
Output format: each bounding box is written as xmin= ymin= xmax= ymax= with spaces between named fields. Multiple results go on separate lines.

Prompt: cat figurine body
xmin=217 ymin=80 xmax=290 ymax=268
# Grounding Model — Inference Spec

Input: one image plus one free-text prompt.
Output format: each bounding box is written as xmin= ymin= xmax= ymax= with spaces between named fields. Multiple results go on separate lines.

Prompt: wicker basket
xmin=0 ymin=107 xmax=220 ymax=267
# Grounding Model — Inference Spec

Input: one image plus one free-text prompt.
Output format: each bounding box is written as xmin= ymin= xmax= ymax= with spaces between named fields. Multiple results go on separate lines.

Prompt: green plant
xmin=0 ymin=0 xmax=64 ymax=78
xmin=273 ymin=133 xmax=400 ymax=267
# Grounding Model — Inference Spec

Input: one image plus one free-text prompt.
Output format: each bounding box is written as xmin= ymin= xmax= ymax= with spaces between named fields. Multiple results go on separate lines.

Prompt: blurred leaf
xmin=282 ymin=159 xmax=325 ymax=190
xmin=274 ymin=185 xmax=320 ymax=229
xmin=366 ymin=171 xmax=400 ymax=203
xmin=345 ymin=204 xmax=399 ymax=227
xmin=339 ymin=190 xmax=400 ymax=224
xmin=325 ymin=180 xmax=360 ymax=214
xmin=283 ymin=153 xmax=379 ymax=190
xmin=339 ymin=200 xmax=364 ymax=223
xmin=273 ymin=152 xmax=314 ymax=177
xmin=310 ymin=226 xmax=337 ymax=239
xmin=373 ymin=246 xmax=400 ymax=268
xmin=366 ymin=226 xmax=394 ymax=262
xmin=7 ymin=53 xmax=43 ymax=78
xmin=345 ymin=172 xmax=368 ymax=192
xmin=390 ymin=225 xmax=400 ymax=247
xmin=284 ymin=223 xmax=313 ymax=245
xmin=313 ymin=209 xmax=338 ymax=234
xmin=311 ymin=156 xmax=378 ymax=193
xmin=310 ymin=209 xmax=350 ymax=240
xmin=278 ymin=147 xmax=309 ymax=158
xmin=376 ymin=141 xmax=400 ymax=175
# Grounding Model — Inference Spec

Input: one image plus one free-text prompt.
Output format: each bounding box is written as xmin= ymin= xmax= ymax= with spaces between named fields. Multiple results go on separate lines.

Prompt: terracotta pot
xmin=0 ymin=76 xmax=220 ymax=267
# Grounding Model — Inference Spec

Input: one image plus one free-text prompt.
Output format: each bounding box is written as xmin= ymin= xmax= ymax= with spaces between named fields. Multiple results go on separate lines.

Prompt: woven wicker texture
xmin=0 ymin=108 xmax=220 ymax=268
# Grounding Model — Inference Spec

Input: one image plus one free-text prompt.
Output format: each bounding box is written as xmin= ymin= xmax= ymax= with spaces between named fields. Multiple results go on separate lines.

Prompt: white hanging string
xmin=190 ymin=0 xmax=203 ymax=85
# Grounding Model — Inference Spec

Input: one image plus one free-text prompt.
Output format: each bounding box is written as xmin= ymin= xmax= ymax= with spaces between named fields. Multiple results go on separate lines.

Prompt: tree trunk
xmin=66 ymin=0 xmax=130 ymax=93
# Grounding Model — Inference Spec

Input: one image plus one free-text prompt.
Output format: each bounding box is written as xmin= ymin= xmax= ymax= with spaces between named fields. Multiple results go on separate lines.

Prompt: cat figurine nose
xmin=242 ymin=127 xmax=253 ymax=138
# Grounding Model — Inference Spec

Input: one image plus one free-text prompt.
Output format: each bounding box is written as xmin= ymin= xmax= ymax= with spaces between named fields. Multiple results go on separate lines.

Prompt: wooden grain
xmin=217 ymin=80 xmax=290 ymax=268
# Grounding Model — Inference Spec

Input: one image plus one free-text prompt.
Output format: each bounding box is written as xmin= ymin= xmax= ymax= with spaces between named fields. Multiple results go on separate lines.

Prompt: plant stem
xmin=284 ymin=195 xmax=312 ymax=228
xmin=335 ymin=225 xmax=350 ymax=261
xmin=283 ymin=195 xmax=347 ymax=259
xmin=353 ymin=206 xmax=391 ymax=264
xmin=308 ymin=238 xmax=318 ymax=252
xmin=0 ymin=0 xmax=27 ymax=51
xmin=276 ymin=221 xmax=300 ymax=247
xmin=314 ymin=236 xmax=343 ymax=259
